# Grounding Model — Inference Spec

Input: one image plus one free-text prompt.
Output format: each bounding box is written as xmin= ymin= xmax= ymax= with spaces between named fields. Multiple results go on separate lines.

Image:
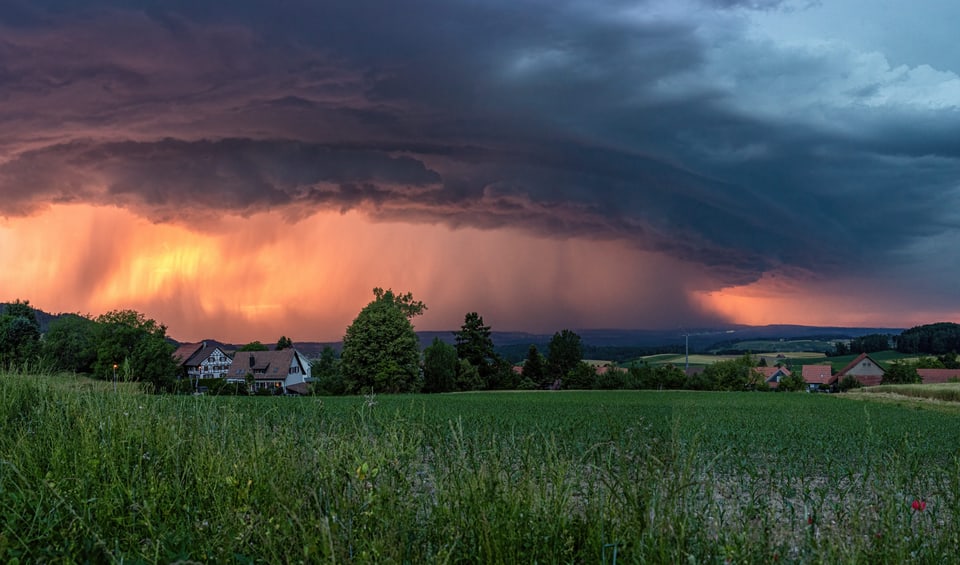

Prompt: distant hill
xmin=5 ymin=303 xmax=903 ymax=359
xmin=285 ymin=325 xmax=904 ymax=362
xmin=0 ymin=302 xmax=65 ymax=333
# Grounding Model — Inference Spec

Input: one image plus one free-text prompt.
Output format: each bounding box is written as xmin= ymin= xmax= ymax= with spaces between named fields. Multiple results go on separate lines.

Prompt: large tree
xmin=93 ymin=309 xmax=178 ymax=392
xmin=0 ymin=299 xmax=41 ymax=367
xmin=340 ymin=288 xmax=425 ymax=394
xmin=546 ymin=329 xmax=583 ymax=386
xmin=520 ymin=344 xmax=545 ymax=386
xmin=882 ymin=361 xmax=921 ymax=385
xmin=311 ymin=346 xmax=345 ymax=395
xmin=43 ymin=313 xmax=99 ymax=373
xmin=275 ymin=336 xmax=293 ymax=350
xmin=454 ymin=312 xmax=498 ymax=383
xmin=423 ymin=338 xmax=458 ymax=393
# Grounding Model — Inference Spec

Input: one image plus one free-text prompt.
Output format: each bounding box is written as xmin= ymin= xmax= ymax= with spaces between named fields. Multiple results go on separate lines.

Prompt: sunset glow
xmin=2 ymin=204 xmax=724 ymax=341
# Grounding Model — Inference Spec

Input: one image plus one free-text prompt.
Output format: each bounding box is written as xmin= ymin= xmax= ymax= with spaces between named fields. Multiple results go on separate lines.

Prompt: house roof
xmin=754 ymin=366 xmax=790 ymax=389
xmin=917 ymin=368 xmax=960 ymax=384
xmin=802 ymin=364 xmax=836 ymax=385
xmin=173 ymin=342 xmax=204 ymax=365
xmin=184 ymin=344 xmax=232 ymax=367
xmin=227 ymin=349 xmax=305 ymax=380
xmin=835 ymin=353 xmax=884 ymax=376
xmin=755 ymin=366 xmax=791 ymax=379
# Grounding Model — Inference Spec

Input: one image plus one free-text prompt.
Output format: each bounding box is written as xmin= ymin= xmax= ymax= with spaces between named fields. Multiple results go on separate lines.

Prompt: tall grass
xmin=1 ymin=374 xmax=959 ymax=562
xmin=862 ymin=383 xmax=960 ymax=403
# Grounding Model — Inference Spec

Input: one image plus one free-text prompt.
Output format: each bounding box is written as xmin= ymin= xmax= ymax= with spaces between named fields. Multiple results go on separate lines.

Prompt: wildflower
xmin=912 ymin=499 xmax=927 ymax=512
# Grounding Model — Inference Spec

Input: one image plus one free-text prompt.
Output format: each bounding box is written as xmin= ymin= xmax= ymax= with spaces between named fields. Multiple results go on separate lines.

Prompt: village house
xmin=226 ymin=349 xmax=312 ymax=394
xmin=754 ymin=366 xmax=792 ymax=389
xmin=835 ymin=353 xmax=885 ymax=387
xmin=802 ymin=364 xmax=836 ymax=391
xmin=173 ymin=342 xmax=234 ymax=380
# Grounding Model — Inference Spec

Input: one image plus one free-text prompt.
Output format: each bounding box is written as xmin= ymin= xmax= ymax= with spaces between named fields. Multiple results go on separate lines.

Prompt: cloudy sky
xmin=1 ymin=0 xmax=959 ymax=342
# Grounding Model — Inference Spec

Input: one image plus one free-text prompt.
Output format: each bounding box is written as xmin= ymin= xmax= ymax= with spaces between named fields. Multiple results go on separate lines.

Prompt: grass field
xmin=2 ymin=373 xmax=960 ymax=562
xmin=710 ymin=339 xmax=840 ymax=354
xmin=640 ymin=351 xmax=828 ymax=367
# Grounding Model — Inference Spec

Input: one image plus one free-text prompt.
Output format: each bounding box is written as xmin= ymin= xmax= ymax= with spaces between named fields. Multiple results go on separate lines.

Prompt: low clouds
xmin=2 ymin=0 xmax=960 ymax=329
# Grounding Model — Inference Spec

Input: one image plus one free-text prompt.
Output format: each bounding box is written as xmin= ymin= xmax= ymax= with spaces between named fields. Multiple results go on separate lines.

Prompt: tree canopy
xmin=454 ymin=312 xmax=499 ymax=382
xmin=896 ymin=323 xmax=960 ymax=355
xmin=546 ymin=329 xmax=583 ymax=386
xmin=423 ymin=338 xmax=458 ymax=393
xmin=340 ymin=288 xmax=424 ymax=394
xmin=0 ymin=299 xmax=41 ymax=367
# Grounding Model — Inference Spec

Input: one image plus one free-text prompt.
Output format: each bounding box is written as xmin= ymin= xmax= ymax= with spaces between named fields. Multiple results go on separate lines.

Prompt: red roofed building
xmin=753 ymin=366 xmax=792 ymax=389
xmin=835 ymin=353 xmax=885 ymax=387
xmin=917 ymin=368 xmax=960 ymax=384
xmin=802 ymin=364 xmax=836 ymax=390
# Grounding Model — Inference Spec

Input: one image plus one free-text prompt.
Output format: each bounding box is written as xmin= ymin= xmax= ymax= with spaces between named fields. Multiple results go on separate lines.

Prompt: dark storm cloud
xmin=1 ymin=0 xmax=959 ymax=295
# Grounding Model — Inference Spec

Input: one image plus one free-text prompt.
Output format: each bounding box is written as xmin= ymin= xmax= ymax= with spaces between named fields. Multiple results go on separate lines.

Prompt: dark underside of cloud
xmin=1 ymin=0 xmax=959 ymax=296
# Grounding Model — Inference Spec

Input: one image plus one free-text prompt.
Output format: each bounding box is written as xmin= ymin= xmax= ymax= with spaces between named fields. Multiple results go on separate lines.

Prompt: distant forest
xmin=896 ymin=322 xmax=960 ymax=354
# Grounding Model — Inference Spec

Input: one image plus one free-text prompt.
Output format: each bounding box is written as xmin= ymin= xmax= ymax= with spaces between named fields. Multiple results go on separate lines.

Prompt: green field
xmin=710 ymin=339 xmax=841 ymax=354
xmin=640 ymin=351 xmax=828 ymax=367
xmin=2 ymin=374 xmax=960 ymax=562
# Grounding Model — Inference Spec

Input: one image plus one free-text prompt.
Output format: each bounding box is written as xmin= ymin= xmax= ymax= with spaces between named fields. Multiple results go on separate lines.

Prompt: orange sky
xmin=0 ymin=204 xmax=735 ymax=342
xmin=2 ymin=204 xmax=949 ymax=342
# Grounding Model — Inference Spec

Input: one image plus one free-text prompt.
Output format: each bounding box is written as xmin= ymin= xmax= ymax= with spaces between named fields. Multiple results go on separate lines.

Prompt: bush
xmin=838 ymin=375 xmax=862 ymax=392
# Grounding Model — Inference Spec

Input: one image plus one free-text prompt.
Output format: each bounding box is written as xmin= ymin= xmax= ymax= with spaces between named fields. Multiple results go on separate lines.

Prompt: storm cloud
xmin=2 ymin=0 xmax=960 ymax=334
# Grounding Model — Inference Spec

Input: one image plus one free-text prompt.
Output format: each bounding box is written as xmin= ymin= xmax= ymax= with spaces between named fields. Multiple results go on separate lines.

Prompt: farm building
xmin=226 ymin=349 xmax=312 ymax=394
xmin=801 ymin=364 xmax=836 ymax=391
xmin=835 ymin=353 xmax=885 ymax=387
xmin=754 ymin=366 xmax=792 ymax=388
xmin=183 ymin=343 xmax=233 ymax=381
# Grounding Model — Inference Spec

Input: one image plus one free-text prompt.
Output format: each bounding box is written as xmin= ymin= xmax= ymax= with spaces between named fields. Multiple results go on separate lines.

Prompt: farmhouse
xmin=183 ymin=343 xmax=233 ymax=381
xmin=802 ymin=364 xmax=836 ymax=391
xmin=173 ymin=342 xmax=204 ymax=366
xmin=226 ymin=349 xmax=312 ymax=394
xmin=753 ymin=366 xmax=792 ymax=388
xmin=835 ymin=353 xmax=885 ymax=387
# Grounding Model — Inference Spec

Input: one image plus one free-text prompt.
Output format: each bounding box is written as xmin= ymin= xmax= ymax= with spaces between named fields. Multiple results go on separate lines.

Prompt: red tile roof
xmin=755 ymin=366 xmax=791 ymax=379
xmin=753 ymin=366 xmax=790 ymax=389
xmin=835 ymin=353 xmax=885 ymax=387
xmin=835 ymin=353 xmax=878 ymax=376
xmin=802 ymin=364 xmax=835 ymax=385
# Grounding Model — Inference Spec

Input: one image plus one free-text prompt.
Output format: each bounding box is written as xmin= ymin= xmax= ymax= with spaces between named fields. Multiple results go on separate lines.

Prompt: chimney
xmin=249 ymin=355 xmax=255 ymax=367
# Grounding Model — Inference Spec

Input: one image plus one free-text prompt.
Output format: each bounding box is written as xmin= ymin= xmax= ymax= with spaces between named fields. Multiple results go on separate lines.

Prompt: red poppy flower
xmin=912 ymin=499 xmax=926 ymax=512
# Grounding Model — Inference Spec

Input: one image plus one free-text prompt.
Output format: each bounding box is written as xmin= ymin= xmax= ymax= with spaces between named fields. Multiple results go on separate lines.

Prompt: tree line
xmin=311 ymin=289 xmax=818 ymax=395
xmin=0 ymin=300 xmax=179 ymax=392
xmin=10 ymin=292 xmax=960 ymax=396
